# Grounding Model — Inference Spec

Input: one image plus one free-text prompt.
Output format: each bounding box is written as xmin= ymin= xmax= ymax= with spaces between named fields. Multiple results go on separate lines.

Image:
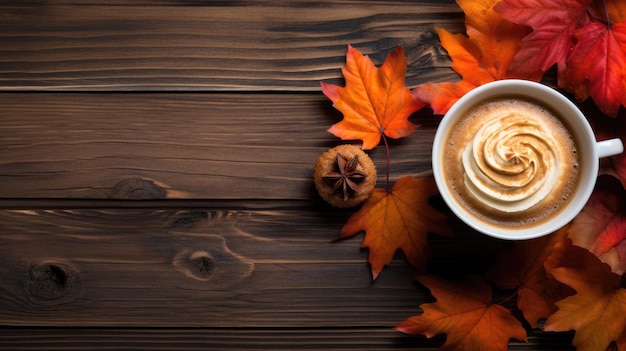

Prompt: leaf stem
xmin=381 ymin=130 xmax=391 ymax=193
xmin=603 ymin=0 xmax=610 ymax=28
xmin=494 ymin=288 xmax=519 ymax=306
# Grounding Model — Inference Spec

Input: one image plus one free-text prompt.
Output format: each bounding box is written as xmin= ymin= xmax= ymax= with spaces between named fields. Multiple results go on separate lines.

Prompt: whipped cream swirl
xmin=462 ymin=112 xmax=559 ymax=212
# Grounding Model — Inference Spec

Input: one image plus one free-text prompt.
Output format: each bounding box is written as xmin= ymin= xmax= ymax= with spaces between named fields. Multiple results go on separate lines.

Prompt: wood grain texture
xmin=0 ymin=1 xmax=461 ymax=91
xmin=0 ymin=327 xmax=432 ymax=351
xmin=0 ymin=207 xmax=427 ymax=327
xmin=0 ymin=1 xmax=580 ymax=350
xmin=0 ymin=328 xmax=575 ymax=351
xmin=0 ymin=93 xmax=438 ymax=199
xmin=0 ymin=207 xmax=575 ymax=350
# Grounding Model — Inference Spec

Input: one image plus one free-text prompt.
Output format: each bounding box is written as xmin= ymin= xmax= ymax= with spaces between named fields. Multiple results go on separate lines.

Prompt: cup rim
xmin=432 ymin=79 xmax=598 ymax=240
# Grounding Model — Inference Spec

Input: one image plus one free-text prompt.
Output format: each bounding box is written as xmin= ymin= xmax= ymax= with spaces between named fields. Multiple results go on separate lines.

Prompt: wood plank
xmin=0 ymin=93 xmax=439 ymax=200
xmin=0 ymin=327 xmax=431 ymax=351
xmin=0 ymin=207 xmax=429 ymax=327
xmin=0 ymin=207 xmax=576 ymax=349
xmin=0 ymin=206 xmax=506 ymax=328
xmin=0 ymin=327 xmax=575 ymax=351
xmin=0 ymin=1 xmax=462 ymax=91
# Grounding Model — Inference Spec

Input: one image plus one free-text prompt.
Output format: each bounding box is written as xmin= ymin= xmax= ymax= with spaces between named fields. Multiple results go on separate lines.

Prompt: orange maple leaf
xmin=412 ymin=0 xmax=532 ymax=114
xmin=396 ymin=274 xmax=528 ymax=351
xmin=544 ymin=238 xmax=626 ymax=351
xmin=486 ymin=229 xmax=574 ymax=328
xmin=567 ymin=175 xmax=626 ymax=275
xmin=336 ymin=176 xmax=451 ymax=279
xmin=321 ymin=45 xmax=424 ymax=150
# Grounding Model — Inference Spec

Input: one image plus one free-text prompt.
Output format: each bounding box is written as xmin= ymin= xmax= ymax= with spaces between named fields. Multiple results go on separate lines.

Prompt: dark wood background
xmin=0 ymin=1 xmax=576 ymax=349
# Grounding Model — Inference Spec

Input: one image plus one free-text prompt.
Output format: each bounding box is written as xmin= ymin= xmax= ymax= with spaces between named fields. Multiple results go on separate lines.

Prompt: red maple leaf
xmin=494 ymin=0 xmax=592 ymax=79
xmin=496 ymin=0 xmax=626 ymax=116
xmin=335 ymin=177 xmax=452 ymax=279
xmin=396 ymin=274 xmax=527 ymax=351
xmin=321 ymin=45 xmax=424 ymax=150
xmin=563 ymin=21 xmax=626 ymax=117
xmin=567 ymin=175 xmax=626 ymax=275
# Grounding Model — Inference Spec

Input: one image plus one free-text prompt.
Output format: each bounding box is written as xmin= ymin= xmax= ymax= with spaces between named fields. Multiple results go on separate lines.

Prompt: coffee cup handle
xmin=597 ymin=138 xmax=624 ymax=158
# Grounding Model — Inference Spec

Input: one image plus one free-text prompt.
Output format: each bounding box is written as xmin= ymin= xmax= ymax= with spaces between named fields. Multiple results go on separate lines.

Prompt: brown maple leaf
xmin=486 ymin=228 xmax=574 ymax=328
xmin=336 ymin=176 xmax=452 ymax=279
xmin=396 ymin=274 xmax=528 ymax=351
xmin=544 ymin=238 xmax=626 ymax=351
xmin=412 ymin=0 xmax=532 ymax=114
xmin=321 ymin=45 xmax=424 ymax=150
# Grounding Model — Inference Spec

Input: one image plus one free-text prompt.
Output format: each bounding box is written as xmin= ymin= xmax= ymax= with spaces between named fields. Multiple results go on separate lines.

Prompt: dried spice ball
xmin=313 ymin=144 xmax=377 ymax=208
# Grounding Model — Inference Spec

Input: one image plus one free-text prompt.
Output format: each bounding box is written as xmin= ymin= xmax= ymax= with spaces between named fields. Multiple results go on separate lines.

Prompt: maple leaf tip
xmin=320 ymin=81 xmax=339 ymax=101
xmin=346 ymin=44 xmax=360 ymax=57
xmin=393 ymin=322 xmax=414 ymax=335
xmin=371 ymin=270 xmax=380 ymax=281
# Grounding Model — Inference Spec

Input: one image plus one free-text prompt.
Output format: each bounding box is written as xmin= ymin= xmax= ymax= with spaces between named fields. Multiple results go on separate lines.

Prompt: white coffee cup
xmin=432 ymin=79 xmax=624 ymax=240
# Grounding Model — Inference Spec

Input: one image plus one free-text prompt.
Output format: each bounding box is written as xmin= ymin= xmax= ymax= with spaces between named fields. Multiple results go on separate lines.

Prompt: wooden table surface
xmin=0 ymin=1 xmax=576 ymax=350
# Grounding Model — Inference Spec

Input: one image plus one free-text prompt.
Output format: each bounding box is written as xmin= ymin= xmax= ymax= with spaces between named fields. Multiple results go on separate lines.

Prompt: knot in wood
xmin=27 ymin=261 xmax=79 ymax=303
xmin=169 ymin=211 xmax=209 ymax=228
xmin=173 ymin=250 xmax=216 ymax=281
xmin=109 ymin=177 xmax=167 ymax=199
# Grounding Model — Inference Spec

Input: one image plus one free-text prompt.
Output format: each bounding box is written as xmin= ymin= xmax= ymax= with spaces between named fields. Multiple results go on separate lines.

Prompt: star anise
xmin=313 ymin=145 xmax=377 ymax=208
xmin=322 ymin=154 xmax=367 ymax=201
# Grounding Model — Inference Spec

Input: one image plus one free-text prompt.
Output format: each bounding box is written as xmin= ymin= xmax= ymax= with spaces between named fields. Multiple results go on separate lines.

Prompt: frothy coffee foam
xmin=444 ymin=97 xmax=580 ymax=227
xmin=463 ymin=113 xmax=559 ymax=212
